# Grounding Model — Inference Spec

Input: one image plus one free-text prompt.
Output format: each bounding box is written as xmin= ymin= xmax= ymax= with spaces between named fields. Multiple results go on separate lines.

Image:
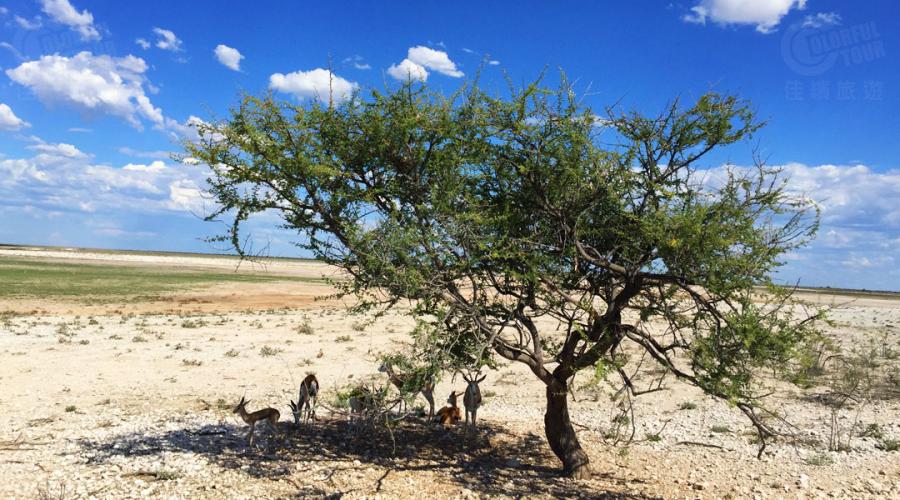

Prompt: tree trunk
xmin=544 ymin=377 xmax=591 ymax=479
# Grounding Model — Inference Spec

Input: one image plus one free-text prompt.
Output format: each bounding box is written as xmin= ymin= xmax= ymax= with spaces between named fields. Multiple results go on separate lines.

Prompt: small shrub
xmin=646 ymin=433 xmax=662 ymax=442
xmin=335 ymin=335 xmax=352 ymax=343
xmin=132 ymin=335 xmax=147 ymax=343
xmin=351 ymin=321 xmax=366 ymax=332
xmin=182 ymin=359 xmax=203 ymax=367
xmin=678 ymin=401 xmax=697 ymax=410
xmin=224 ymin=349 xmax=239 ymax=357
xmin=711 ymin=425 xmax=732 ymax=434
xmin=805 ymin=452 xmax=834 ymax=466
xmin=64 ymin=405 xmax=76 ymax=413
xmin=295 ymin=319 xmax=315 ymax=335
xmin=78 ymin=339 xmax=90 ymax=345
xmin=876 ymin=439 xmax=900 ymax=452
xmin=259 ymin=345 xmax=283 ymax=357
xmin=181 ymin=319 xmax=206 ymax=329
xmin=860 ymin=423 xmax=884 ymax=439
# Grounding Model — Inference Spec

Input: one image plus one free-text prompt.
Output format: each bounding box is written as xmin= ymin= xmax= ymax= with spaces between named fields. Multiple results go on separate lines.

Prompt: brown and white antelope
xmin=434 ymin=390 xmax=462 ymax=428
xmin=378 ymin=360 xmax=435 ymax=417
xmin=462 ymin=372 xmax=486 ymax=436
xmin=233 ymin=396 xmax=280 ymax=446
xmin=290 ymin=373 xmax=319 ymax=426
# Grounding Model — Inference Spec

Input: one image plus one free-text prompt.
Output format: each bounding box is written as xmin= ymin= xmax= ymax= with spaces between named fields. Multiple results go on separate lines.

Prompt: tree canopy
xmin=187 ymin=78 xmax=821 ymax=477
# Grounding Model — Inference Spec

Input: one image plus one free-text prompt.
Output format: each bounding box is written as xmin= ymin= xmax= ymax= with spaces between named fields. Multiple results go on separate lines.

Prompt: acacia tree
xmin=187 ymin=79 xmax=820 ymax=478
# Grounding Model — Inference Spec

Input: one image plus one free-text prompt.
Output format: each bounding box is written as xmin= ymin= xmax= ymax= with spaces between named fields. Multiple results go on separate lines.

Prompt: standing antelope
xmin=462 ymin=373 xmax=486 ymax=436
xmin=434 ymin=390 xmax=462 ymax=428
xmin=290 ymin=373 xmax=319 ymax=426
xmin=378 ymin=360 xmax=435 ymax=417
xmin=233 ymin=396 xmax=280 ymax=446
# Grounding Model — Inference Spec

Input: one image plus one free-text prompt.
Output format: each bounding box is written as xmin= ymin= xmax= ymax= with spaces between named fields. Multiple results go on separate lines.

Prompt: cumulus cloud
xmin=6 ymin=52 xmax=163 ymax=128
xmin=684 ymin=0 xmax=806 ymax=33
xmin=387 ymin=59 xmax=428 ymax=81
xmin=700 ymin=162 xmax=900 ymax=290
xmin=39 ymin=0 xmax=100 ymax=41
xmin=407 ymin=46 xmax=463 ymax=77
xmin=214 ymin=44 xmax=243 ymax=71
xmin=269 ymin=68 xmax=358 ymax=103
xmin=135 ymin=38 xmax=150 ymax=49
xmin=152 ymin=27 xmax=183 ymax=51
xmin=0 ymin=140 xmax=211 ymax=217
xmin=0 ymin=103 xmax=29 ymax=131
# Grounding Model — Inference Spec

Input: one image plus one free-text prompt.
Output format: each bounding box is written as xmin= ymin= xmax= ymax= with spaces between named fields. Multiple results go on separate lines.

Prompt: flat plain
xmin=1 ymin=245 xmax=898 ymax=499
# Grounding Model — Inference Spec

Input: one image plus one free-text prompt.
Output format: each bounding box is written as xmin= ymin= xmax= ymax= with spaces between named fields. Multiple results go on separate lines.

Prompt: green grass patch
xmin=0 ymin=256 xmax=320 ymax=300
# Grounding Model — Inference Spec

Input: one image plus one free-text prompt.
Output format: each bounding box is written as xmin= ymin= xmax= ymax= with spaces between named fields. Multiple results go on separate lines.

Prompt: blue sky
xmin=0 ymin=0 xmax=898 ymax=290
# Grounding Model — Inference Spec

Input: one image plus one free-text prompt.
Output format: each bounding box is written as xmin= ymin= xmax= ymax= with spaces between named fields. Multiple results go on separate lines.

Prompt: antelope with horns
xmin=290 ymin=373 xmax=319 ymax=426
xmin=233 ymin=396 xmax=280 ymax=446
xmin=378 ymin=360 xmax=435 ymax=417
xmin=462 ymin=372 xmax=486 ymax=436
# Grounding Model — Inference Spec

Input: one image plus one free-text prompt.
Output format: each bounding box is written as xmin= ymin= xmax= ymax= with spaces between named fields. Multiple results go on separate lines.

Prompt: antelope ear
xmin=477 ymin=375 xmax=486 ymax=383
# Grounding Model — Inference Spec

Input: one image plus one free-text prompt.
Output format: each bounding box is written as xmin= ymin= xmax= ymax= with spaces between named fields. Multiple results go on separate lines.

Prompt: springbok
xmin=378 ymin=360 xmax=435 ymax=417
xmin=290 ymin=373 xmax=319 ymax=425
xmin=434 ymin=390 xmax=462 ymax=428
xmin=233 ymin=396 xmax=280 ymax=446
xmin=462 ymin=373 xmax=486 ymax=436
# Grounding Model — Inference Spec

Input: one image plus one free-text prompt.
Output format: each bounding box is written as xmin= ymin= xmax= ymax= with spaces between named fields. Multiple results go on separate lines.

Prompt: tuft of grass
xmin=876 ymin=439 xmax=900 ymax=452
xmin=180 ymin=319 xmax=206 ymax=329
xmin=334 ymin=335 xmax=352 ymax=343
xmin=295 ymin=319 xmax=315 ymax=335
xmin=132 ymin=335 xmax=148 ymax=343
xmin=805 ymin=452 xmax=834 ymax=466
xmin=711 ymin=425 xmax=732 ymax=434
xmin=259 ymin=345 xmax=283 ymax=357
xmin=350 ymin=321 xmax=366 ymax=332
xmin=64 ymin=405 xmax=76 ymax=413
xmin=645 ymin=433 xmax=662 ymax=442
xmin=860 ymin=423 xmax=884 ymax=439
xmin=152 ymin=468 xmax=181 ymax=481
xmin=224 ymin=349 xmax=239 ymax=358
xmin=182 ymin=358 xmax=203 ymax=367
xmin=678 ymin=401 xmax=698 ymax=410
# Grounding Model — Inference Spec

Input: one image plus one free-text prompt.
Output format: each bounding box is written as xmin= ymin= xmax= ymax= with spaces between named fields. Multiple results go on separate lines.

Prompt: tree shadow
xmin=77 ymin=416 xmax=655 ymax=498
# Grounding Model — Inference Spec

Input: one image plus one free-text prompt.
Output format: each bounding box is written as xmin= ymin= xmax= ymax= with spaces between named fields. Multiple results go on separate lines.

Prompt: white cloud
xmin=28 ymin=141 xmax=88 ymax=160
xmin=269 ymin=68 xmax=358 ymax=103
xmin=684 ymin=0 xmax=806 ymax=33
xmin=406 ymin=46 xmax=463 ymax=77
xmin=343 ymin=55 xmax=371 ymax=70
xmin=39 ymin=0 xmax=100 ymax=41
xmin=15 ymin=15 xmax=42 ymax=30
xmin=802 ymin=12 xmax=841 ymax=29
xmin=0 ymin=103 xmax=30 ymax=131
xmin=152 ymin=27 xmax=183 ymax=52
xmin=387 ymin=59 xmax=428 ymax=81
xmin=488 ymin=60 xmax=500 ymax=66
xmin=6 ymin=52 xmax=163 ymax=128
xmin=214 ymin=44 xmax=243 ymax=71
xmin=0 ymin=141 xmax=211 ymax=216
xmin=166 ymin=179 xmax=206 ymax=212
xmin=135 ymin=38 xmax=150 ymax=49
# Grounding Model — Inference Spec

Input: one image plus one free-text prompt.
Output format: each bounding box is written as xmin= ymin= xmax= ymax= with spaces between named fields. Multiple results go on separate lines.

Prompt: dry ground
xmin=0 ymin=246 xmax=898 ymax=499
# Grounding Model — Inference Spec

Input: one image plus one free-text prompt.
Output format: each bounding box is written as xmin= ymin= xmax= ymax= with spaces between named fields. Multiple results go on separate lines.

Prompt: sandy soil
xmin=1 ymin=248 xmax=898 ymax=499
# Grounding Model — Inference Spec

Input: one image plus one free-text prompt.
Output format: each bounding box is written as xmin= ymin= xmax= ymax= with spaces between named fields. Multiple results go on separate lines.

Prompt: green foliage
xmin=188 ymin=76 xmax=821 ymax=450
